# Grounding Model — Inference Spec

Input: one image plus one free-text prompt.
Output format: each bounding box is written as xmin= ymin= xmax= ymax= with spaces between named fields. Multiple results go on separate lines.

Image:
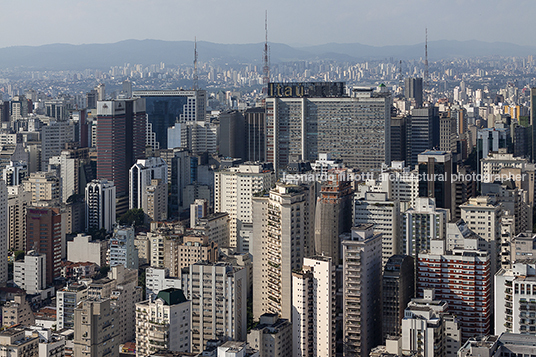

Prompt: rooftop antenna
xmin=262 ymin=10 xmax=270 ymax=98
xmin=424 ymin=28 xmax=429 ymax=94
xmin=193 ymin=37 xmax=198 ymax=90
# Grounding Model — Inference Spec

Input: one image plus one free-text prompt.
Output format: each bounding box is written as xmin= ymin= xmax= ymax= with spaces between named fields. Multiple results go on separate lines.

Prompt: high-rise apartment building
xmin=252 ymin=182 xmax=315 ymax=320
xmin=26 ymin=207 xmax=62 ymax=285
xmin=417 ymin=239 xmax=491 ymax=341
xmin=0 ymin=181 xmax=6 ymax=286
xmin=136 ymin=288 xmax=191 ymax=356
xmin=23 ymin=171 xmax=60 ymax=203
xmin=109 ymin=225 xmax=139 ymax=270
xmin=314 ymin=169 xmax=353 ymax=261
xmin=354 ymin=191 xmax=400 ymax=267
xmin=7 ymin=191 xmax=30 ymax=252
xmin=56 ymin=283 xmax=88 ymax=330
xmin=495 ymin=262 xmax=536 ymax=334
xmin=144 ymin=267 xmax=182 ymax=299
xmin=133 ymin=89 xmax=207 ymax=149
xmin=382 ymin=254 xmax=415 ymax=341
xmin=163 ymin=235 xmax=218 ymax=278
xmin=214 ymin=163 xmax=275 ymax=252
xmin=73 ymin=298 xmax=119 ymax=357
xmin=143 ymin=178 xmax=168 ymax=222
xmin=266 ymin=82 xmax=391 ymax=172
xmin=96 ymin=98 xmax=146 ymax=214
xmin=402 ymin=197 xmax=449 ymax=257
xmin=41 ymin=120 xmax=75 ymax=171
xmin=182 ymin=262 xmax=247 ymax=353
xmin=341 ymin=225 xmax=383 ymax=357
xmin=85 ymin=179 xmax=116 ymax=233
xmin=292 ymin=256 xmax=336 ymax=357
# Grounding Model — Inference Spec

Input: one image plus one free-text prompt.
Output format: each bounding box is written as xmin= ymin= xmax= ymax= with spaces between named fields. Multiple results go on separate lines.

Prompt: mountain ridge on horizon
xmin=0 ymin=39 xmax=534 ymax=71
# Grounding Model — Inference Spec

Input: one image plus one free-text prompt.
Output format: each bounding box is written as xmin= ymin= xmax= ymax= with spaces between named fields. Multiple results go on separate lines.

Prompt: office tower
xmin=382 ymin=255 xmax=415 ymax=341
xmin=292 ymin=256 xmax=336 ymax=357
xmin=494 ymin=262 xmax=536 ymax=334
xmin=122 ymin=80 xmax=132 ymax=98
xmin=26 ymin=207 xmax=62 ymax=285
xmin=0 ymin=181 xmax=6 ymax=286
xmin=86 ymin=89 xmax=98 ymax=109
xmin=68 ymin=233 xmax=108 ymax=266
xmin=3 ymin=160 xmax=27 ymax=186
xmin=182 ymin=262 xmax=247 ymax=353
xmin=136 ymin=288 xmax=191 ymax=356
xmin=190 ymin=198 xmax=208 ymax=227
xmin=401 ymin=289 xmax=461 ymax=357
xmin=477 ymin=128 xmax=509 ymax=159
xmin=2 ymin=293 xmax=35 ymax=327
xmin=461 ymin=196 xmax=502 ymax=277
xmin=10 ymin=95 xmax=30 ymax=120
xmin=96 ymin=83 xmax=105 ymax=101
xmin=0 ymin=100 xmax=9 ymax=122
xmin=314 ymin=169 xmax=353 ymax=261
xmin=248 ymin=313 xmax=292 ymax=357
xmin=218 ymin=110 xmax=246 ymax=159
xmin=56 ymin=283 xmax=88 ymax=330
xmin=133 ymin=89 xmax=207 ymax=149
xmin=144 ymin=267 xmax=182 ymax=299
xmin=341 ymin=225 xmax=382 ymax=357
xmin=180 ymin=121 xmax=218 ymax=155
xmin=390 ymin=116 xmax=407 ymax=162
xmin=215 ymin=163 xmax=275 ymax=252
xmin=129 ymin=157 xmax=168 ymax=209
xmin=252 ymin=182 xmax=315 ymax=320
xmin=41 ymin=120 xmax=75 ymax=171
xmin=513 ymin=123 xmax=529 ymax=158
xmin=531 ymin=87 xmax=536 ymax=162
xmin=418 ymin=150 xmax=453 ymax=215
xmin=73 ymin=298 xmax=119 ymax=357
xmin=143 ymin=179 xmax=168 ymax=222
xmin=13 ymin=250 xmax=46 ymax=294
xmin=439 ymin=113 xmax=457 ymax=153
xmin=417 ymin=239 xmax=491 ymax=341
xmin=96 ymin=98 xmax=146 ymax=215
xmin=85 ymin=179 xmax=116 ymax=233
xmin=244 ymin=107 xmax=266 ymax=162
xmin=266 ymin=82 xmax=391 ymax=173
xmin=109 ymin=225 xmax=139 ymax=270
xmin=354 ymin=191 xmax=401 ymax=267
xmin=402 ymin=197 xmax=448 ymax=257
xmin=163 ymin=235 xmax=218 ymax=278
xmin=160 ymin=148 xmax=191 ymax=212
xmin=406 ymin=107 xmax=436 ymax=167
xmin=404 ymin=77 xmax=423 ymax=107
xmin=23 ymin=171 xmax=60 ymax=203
xmin=7 ymin=191 xmax=30 ymax=251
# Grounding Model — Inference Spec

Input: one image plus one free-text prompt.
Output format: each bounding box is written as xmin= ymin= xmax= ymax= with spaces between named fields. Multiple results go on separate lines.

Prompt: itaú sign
xmin=268 ymin=82 xmax=345 ymax=98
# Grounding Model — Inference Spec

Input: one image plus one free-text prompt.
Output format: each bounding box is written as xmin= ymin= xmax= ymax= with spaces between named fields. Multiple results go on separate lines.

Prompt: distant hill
xmin=0 ymin=39 xmax=534 ymax=71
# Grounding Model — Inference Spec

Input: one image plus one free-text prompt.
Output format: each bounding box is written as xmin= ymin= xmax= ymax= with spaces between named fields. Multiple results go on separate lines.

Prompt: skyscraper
xmin=109 ymin=225 xmax=139 ymax=270
xmin=85 ymin=179 xmax=116 ymax=233
xmin=404 ymin=77 xmax=423 ymax=107
xmin=96 ymin=98 xmax=146 ymax=215
xmin=244 ymin=107 xmax=266 ymax=162
xmin=128 ymin=157 xmax=168 ymax=215
xmin=406 ymin=107 xmax=436 ymax=167
xmin=266 ymin=82 xmax=391 ymax=173
xmin=418 ymin=150 xmax=453 ymax=215
xmin=341 ymin=225 xmax=383 ymax=357
xmin=133 ymin=89 xmax=207 ymax=149
xmin=252 ymin=182 xmax=315 ymax=320
xmin=0 ymin=181 xmax=6 ymax=286
xmin=314 ymin=168 xmax=353 ymax=261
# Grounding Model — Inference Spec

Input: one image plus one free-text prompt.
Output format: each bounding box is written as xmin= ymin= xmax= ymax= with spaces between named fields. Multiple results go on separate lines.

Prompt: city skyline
xmin=0 ymin=0 xmax=535 ymax=49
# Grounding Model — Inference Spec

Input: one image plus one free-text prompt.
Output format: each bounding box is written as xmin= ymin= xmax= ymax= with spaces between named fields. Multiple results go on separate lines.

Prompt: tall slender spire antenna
xmin=193 ymin=37 xmax=199 ymax=90
xmin=262 ymin=10 xmax=270 ymax=97
xmin=424 ymin=28 xmax=429 ymax=95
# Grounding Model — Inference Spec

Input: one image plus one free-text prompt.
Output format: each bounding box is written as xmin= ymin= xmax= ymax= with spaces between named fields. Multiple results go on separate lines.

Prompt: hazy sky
xmin=0 ymin=0 xmax=534 ymax=48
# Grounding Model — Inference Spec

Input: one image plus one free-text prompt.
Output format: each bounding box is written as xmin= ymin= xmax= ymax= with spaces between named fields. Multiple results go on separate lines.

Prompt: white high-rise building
xmin=354 ymin=191 xmax=401 ymax=268
xmin=190 ymin=198 xmax=208 ymax=228
xmin=145 ymin=267 xmax=181 ymax=299
xmin=40 ymin=120 xmax=74 ymax=171
xmin=136 ymin=288 xmax=191 ymax=356
xmin=215 ymin=163 xmax=275 ymax=251
xmin=182 ymin=262 xmax=247 ymax=353
xmin=252 ymin=182 xmax=315 ymax=320
xmin=56 ymin=283 xmax=88 ymax=330
xmin=292 ymin=256 xmax=335 ymax=357
xmin=85 ymin=179 xmax=116 ymax=233
xmin=13 ymin=250 xmax=46 ymax=294
xmin=495 ymin=262 xmax=536 ymax=334
xmin=129 ymin=157 xmax=168 ymax=211
xmin=402 ymin=197 xmax=449 ymax=257
xmin=109 ymin=226 xmax=139 ymax=270
xmin=58 ymin=150 xmax=79 ymax=203
xmin=3 ymin=160 xmax=27 ymax=187
xmin=341 ymin=224 xmax=383 ymax=357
